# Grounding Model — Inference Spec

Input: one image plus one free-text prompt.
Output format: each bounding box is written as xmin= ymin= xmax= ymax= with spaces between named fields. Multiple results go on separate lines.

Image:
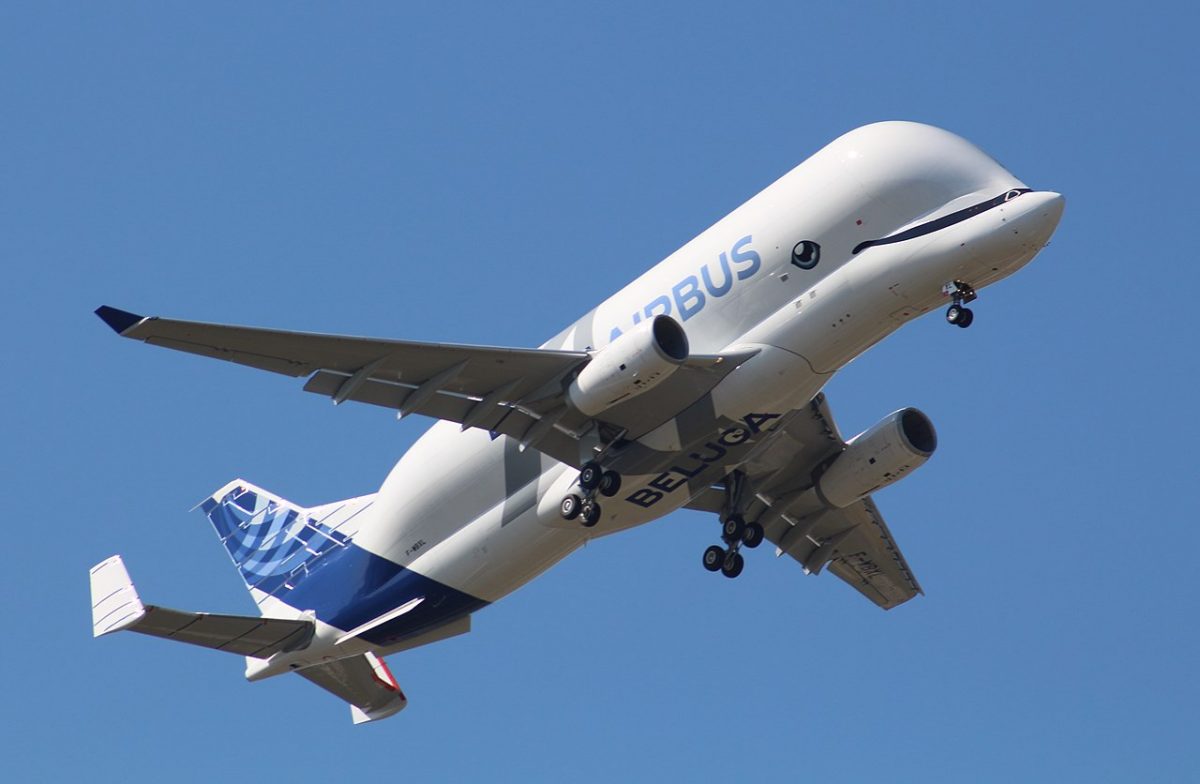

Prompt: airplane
xmin=90 ymin=121 xmax=1064 ymax=723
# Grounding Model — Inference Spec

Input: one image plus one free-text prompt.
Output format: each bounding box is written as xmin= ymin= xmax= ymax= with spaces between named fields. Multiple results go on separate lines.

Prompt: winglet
xmin=94 ymin=306 xmax=145 ymax=335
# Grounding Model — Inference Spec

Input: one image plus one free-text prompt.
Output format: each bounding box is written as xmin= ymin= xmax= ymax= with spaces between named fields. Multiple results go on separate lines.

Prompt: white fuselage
xmin=277 ymin=121 xmax=1063 ymax=664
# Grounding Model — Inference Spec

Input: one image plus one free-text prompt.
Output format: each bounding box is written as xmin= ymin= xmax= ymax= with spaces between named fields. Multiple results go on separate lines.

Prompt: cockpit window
xmin=852 ymin=188 xmax=1034 ymax=255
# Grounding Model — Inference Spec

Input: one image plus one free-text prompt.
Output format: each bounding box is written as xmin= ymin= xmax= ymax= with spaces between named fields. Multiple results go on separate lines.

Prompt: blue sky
xmin=3 ymin=2 xmax=1197 ymax=781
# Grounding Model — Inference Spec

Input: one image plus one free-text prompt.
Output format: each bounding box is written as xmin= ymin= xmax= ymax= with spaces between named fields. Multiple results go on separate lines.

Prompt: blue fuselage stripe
xmin=281 ymin=543 xmax=488 ymax=647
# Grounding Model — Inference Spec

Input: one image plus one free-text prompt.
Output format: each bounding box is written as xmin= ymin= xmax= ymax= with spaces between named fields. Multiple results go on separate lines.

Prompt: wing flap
xmin=302 ymin=370 xmax=585 ymax=465
xmin=302 ymin=371 xmax=477 ymax=420
xmin=825 ymin=497 xmax=922 ymax=608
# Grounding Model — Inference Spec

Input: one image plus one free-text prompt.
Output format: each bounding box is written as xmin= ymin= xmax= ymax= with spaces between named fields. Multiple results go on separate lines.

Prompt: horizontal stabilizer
xmin=297 ymin=652 xmax=408 ymax=724
xmin=90 ymin=555 xmax=314 ymax=658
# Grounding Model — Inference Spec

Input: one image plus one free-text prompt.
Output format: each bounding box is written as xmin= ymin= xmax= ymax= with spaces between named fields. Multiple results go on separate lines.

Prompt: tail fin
xmin=199 ymin=480 xmax=376 ymax=608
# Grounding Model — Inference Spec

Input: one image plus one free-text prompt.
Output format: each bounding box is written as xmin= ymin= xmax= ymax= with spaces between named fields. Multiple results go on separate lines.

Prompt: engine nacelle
xmin=814 ymin=408 xmax=937 ymax=508
xmin=566 ymin=316 xmax=689 ymax=417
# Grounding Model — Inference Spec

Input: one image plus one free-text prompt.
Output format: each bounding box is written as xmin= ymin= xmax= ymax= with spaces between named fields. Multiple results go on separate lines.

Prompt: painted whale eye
xmin=791 ymin=240 xmax=821 ymax=270
xmin=1004 ymin=189 xmax=1024 ymax=202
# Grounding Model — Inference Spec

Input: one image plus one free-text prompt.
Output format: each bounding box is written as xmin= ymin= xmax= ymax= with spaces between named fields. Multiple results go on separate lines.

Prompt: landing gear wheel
xmin=944 ymin=281 xmax=978 ymax=328
xmin=741 ymin=522 xmax=764 ymax=549
xmin=721 ymin=514 xmax=746 ymax=543
xmin=598 ymin=470 xmax=622 ymax=497
xmin=579 ymin=462 xmax=603 ymax=491
xmin=721 ymin=551 xmax=745 ymax=579
xmin=560 ymin=494 xmax=582 ymax=520
xmin=702 ymin=545 xmax=725 ymax=572
xmin=580 ymin=499 xmax=601 ymax=527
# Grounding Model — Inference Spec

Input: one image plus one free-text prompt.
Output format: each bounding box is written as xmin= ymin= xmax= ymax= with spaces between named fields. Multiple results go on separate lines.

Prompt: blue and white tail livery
xmin=200 ymin=480 xmax=374 ymax=611
xmin=91 ymin=121 xmax=1064 ymax=722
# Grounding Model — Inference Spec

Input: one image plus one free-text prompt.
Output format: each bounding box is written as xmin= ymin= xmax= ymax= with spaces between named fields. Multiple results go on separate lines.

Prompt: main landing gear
xmin=944 ymin=280 xmax=977 ymax=328
xmin=702 ymin=514 xmax=764 ymax=579
xmin=701 ymin=471 xmax=764 ymax=579
xmin=559 ymin=460 xmax=621 ymax=528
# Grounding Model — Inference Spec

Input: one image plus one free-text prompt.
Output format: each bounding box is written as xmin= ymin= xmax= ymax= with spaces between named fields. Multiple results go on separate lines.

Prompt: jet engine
xmin=566 ymin=315 xmax=689 ymax=417
xmin=814 ymin=408 xmax=937 ymax=508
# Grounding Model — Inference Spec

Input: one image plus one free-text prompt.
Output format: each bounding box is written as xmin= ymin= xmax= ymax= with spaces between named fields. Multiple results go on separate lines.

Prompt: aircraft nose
xmin=961 ymin=189 xmax=1065 ymax=269
xmin=995 ymin=190 xmax=1065 ymax=255
xmin=1023 ymin=190 xmax=1065 ymax=244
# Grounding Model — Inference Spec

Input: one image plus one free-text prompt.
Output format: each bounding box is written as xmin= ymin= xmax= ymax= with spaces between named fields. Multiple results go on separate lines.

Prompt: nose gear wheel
xmin=943 ymin=280 xmax=977 ymax=328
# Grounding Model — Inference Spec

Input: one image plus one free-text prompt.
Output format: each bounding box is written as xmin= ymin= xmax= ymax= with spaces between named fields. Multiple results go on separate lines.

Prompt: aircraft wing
xmin=96 ymin=306 xmax=752 ymax=468
xmin=686 ymin=394 xmax=922 ymax=610
xmin=769 ymin=495 xmax=922 ymax=610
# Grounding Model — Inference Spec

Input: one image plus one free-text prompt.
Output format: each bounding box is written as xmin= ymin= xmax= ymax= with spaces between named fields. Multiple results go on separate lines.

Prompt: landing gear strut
xmin=944 ymin=280 xmax=977 ymax=328
xmin=701 ymin=471 xmax=764 ymax=579
xmin=560 ymin=460 xmax=621 ymax=528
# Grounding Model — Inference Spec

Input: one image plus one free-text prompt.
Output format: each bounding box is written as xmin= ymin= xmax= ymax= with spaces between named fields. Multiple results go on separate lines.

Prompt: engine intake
xmin=566 ymin=316 xmax=689 ymax=417
xmin=814 ymin=408 xmax=937 ymax=508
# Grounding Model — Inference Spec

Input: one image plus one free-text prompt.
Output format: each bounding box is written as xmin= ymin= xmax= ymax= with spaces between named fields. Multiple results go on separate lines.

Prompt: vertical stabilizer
xmin=199 ymin=480 xmax=376 ymax=610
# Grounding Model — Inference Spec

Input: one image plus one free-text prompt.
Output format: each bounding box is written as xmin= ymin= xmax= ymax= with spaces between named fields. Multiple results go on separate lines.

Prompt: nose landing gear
xmin=946 ymin=303 xmax=974 ymax=328
xmin=943 ymin=280 xmax=977 ymax=328
xmin=559 ymin=460 xmax=621 ymax=528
